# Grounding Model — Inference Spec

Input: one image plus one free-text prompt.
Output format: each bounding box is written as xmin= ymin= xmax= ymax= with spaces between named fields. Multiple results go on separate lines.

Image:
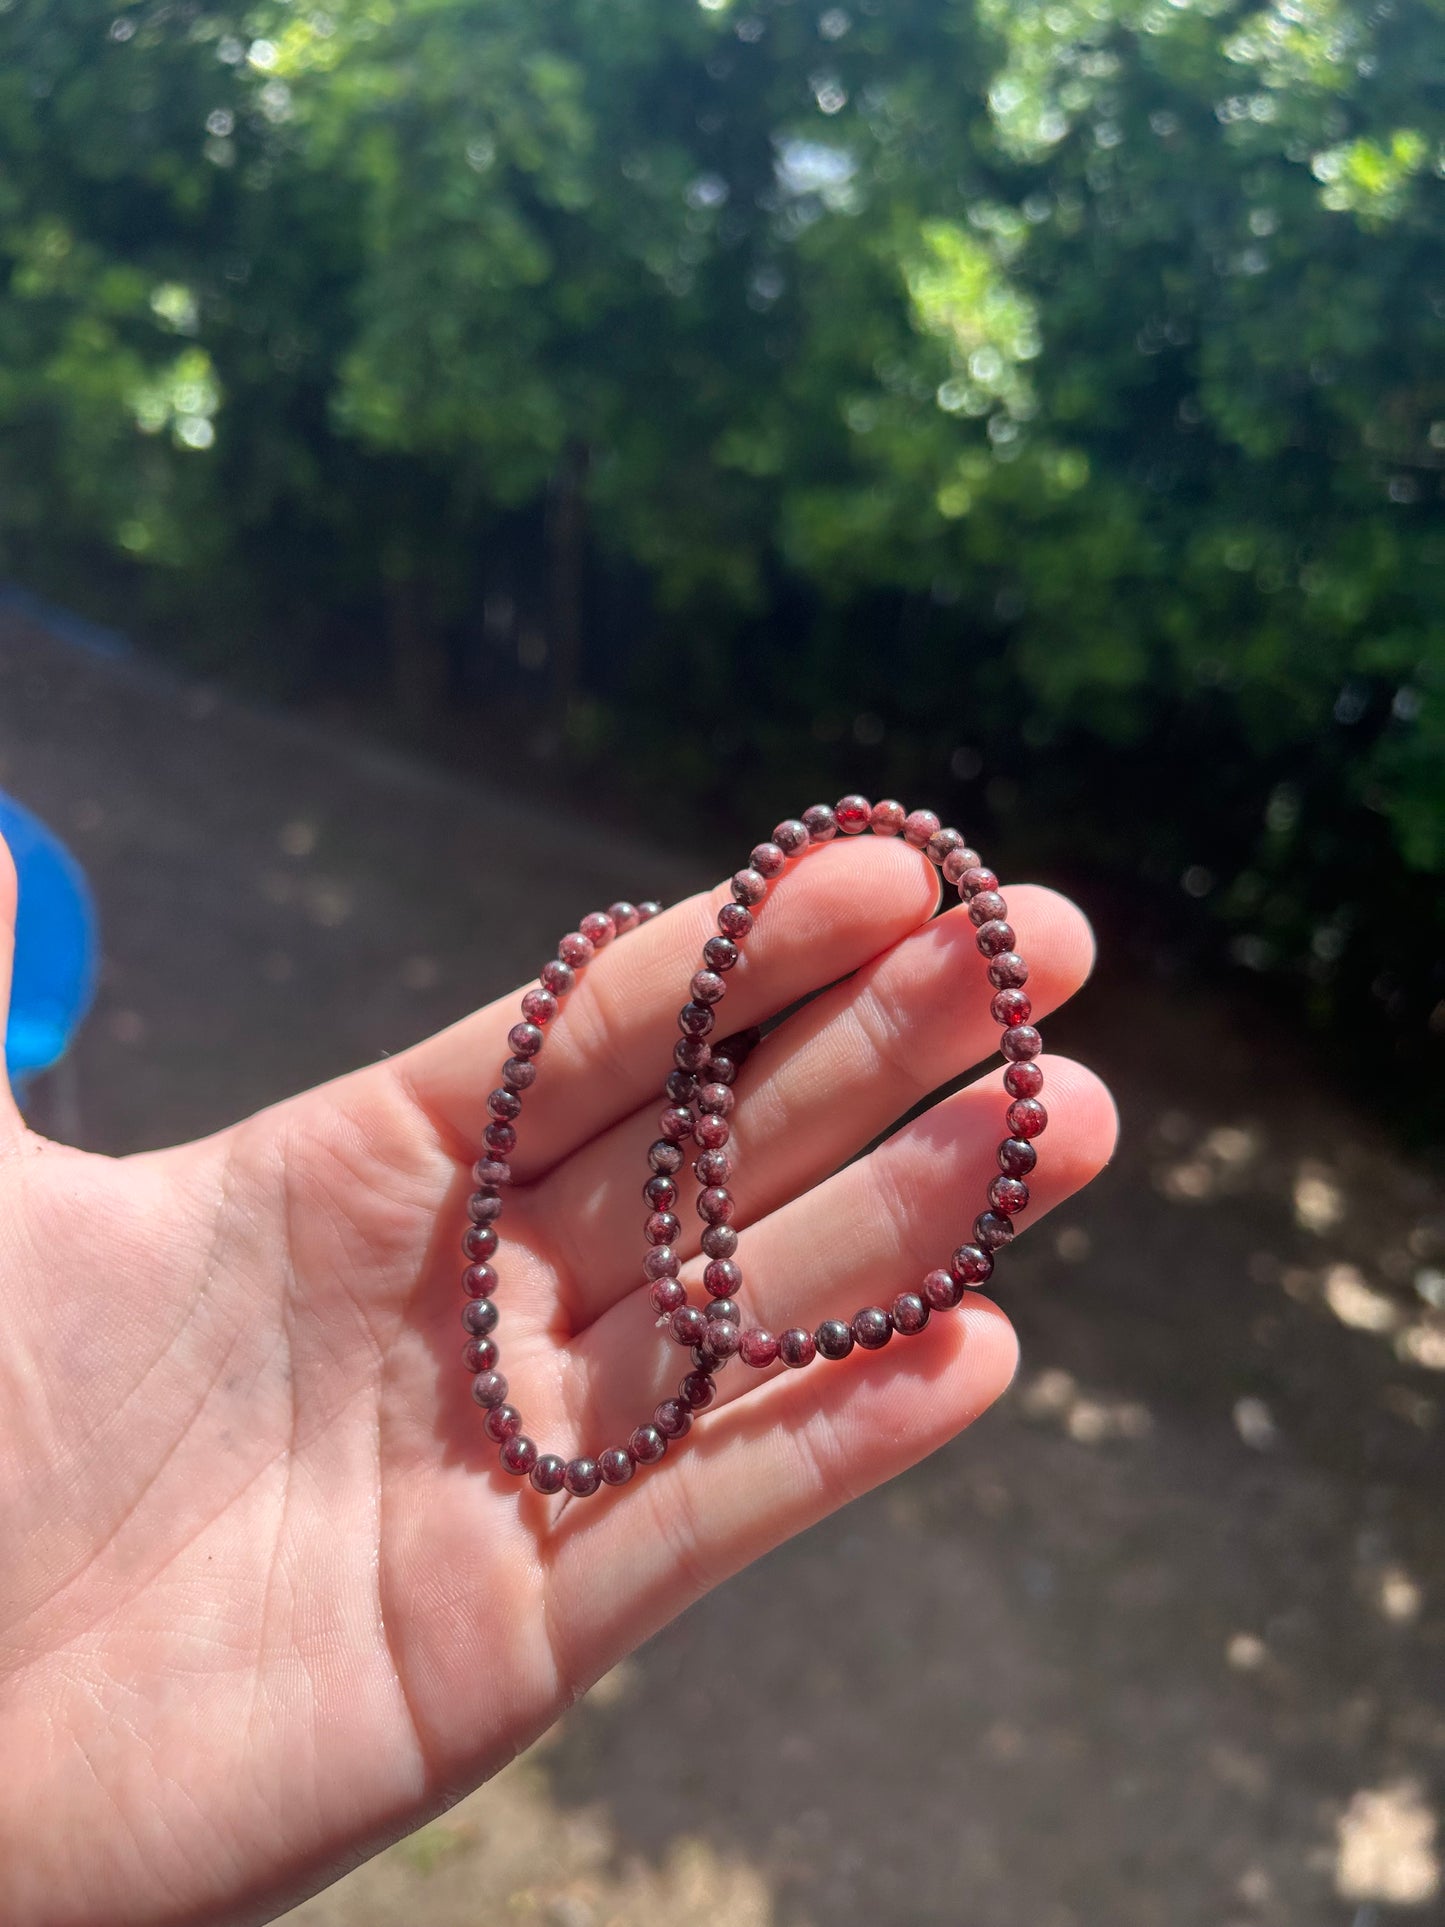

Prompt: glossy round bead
xmin=701 ymin=1223 xmax=738 ymax=1260
xmin=988 ymin=1175 xmax=1030 ymax=1217
xmin=691 ymin=969 xmax=727 ymax=1006
xmin=501 ymin=1056 xmax=537 ymax=1091
xmin=599 ymin=1447 xmax=634 ymax=1486
xmin=643 ymin=1245 xmax=681 ymax=1281
xmin=650 ymin=1277 xmax=687 ymax=1315
xmin=731 ymin=868 xmax=768 ymax=907
xmin=483 ymin=1122 xmax=517 ymax=1156
xmin=739 ymin=1327 xmax=779 ymax=1368
xmin=773 ymin=818 xmax=810 ymax=857
xmin=1000 ymin=1024 xmax=1042 ymax=1063
xmin=705 ymin=1319 xmax=742 ymax=1359
xmin=707 ymin=1051 xmax=740 ymax=1086
xmin=644 ymin=1174 xmax=678 ymax=1212
xmin=694 ymin=1112 xmax=731 ymax=1150
xmin=463 ymin=1224 xmax=498 ymax=1262
xmin=951 ymin=1243 xmax=994 ymax=1285
xmin=462 ymin=1297 xmax=499 ymax=1337
xmin=674 ymin=1036 xmax=713 ymax=1073
xmin=975 ymin=920 xmax=1016 ymax=958
xmin=815 ymin=1318 xmax=855 ymax=1360
xmin=1004 ymin=1060 xmax=1044 ymax=1099
xmin=472 ymin=1157 xmax=511 ymax=1187
xmin=507 ymin=1021 xmax=545 ymax=1058
xmin=654 ymin=1399 xmax=692 ymax=1440
xmin=718 ymin=902 xmax=753 ymax=939
xmin=891 ymin=1292 xmax=930 ymax=1335
xmin=1006 ymin=1097 xmax=1048 ymax=1139
xmin=637 ymin=900 xmax=664 ymax=921
xmin=540 ymin=959 xmax=574 ymax=997
xmin=531 ymin=1453 xmax=567 ymax=1495
xmin=580 ymin=911 xmax=615 ymax=948
xmin=678 ymin=1001 xmax=715 ymax=1037
xmin=646 ymin=1211 xmax=681 ymax=1246
xmin=486 ymin=1090 xmax=522 ymax=1124
xmin=835 ymin=794 xmax=872 ymax=834
xmin=750 ymin=841 xmax=787 ymax=878
xmin=558 ymin=932 xmax=595 ymax=968
xmin=468 ymin=1189 xmax=504 ymax=1224
xmin=852 ymin=1306 xmax=893 ymax=1349
xmin=697 ymin=1185 xmax=734 ymax=1224
xmin=957 ymin=866 xmax=998 ymax=899
xmin=565 ymin=1456 xmax=602 ymax=1497
xmin=988 ymin=951 xmax=1029 ymax=989
xmin=520 ymin=987 xmax=558 ymax=1026
xmin=802 ymin=804 xmax=839 ymax=842
xmin=670 ymin=1305 xmax=708 ymax=1347
xmin=463 ymin=1334 xmax=500 ymax=1372
xmin=922 ymin=1267 xmax=965 ymax=1311
xmin=870 ymin=799 xmax=906 ymax=836
xmin=696 ymin=1081 xmax=735 ymax=1115
xmin=779 ymin=1327 xmax=817 ymax=1369
xmin=470 ymin=1367 xmax=508 ymax=1407
xmin=462 ymin=1262 xmax=497 ymax=1296
xmin=629 ymin=1424 xmax=667 ymax=1466
xmin=665 ymin=1069 xmax=697 ymax=1106
xmin=990 ymin=988 xmax=1032 ymax=1027
xmin=998 ymin=1137 xmax=1038 ymax=1177
xmin=974 ymin=1210 xmax=1016 ymax=1251
xmin=649 ymin=1139 xmax=684 ymax=1175
xmin=941 ymin=846 xmax=981 ymax=886
xmin=903 ymin=809 xmax=941 ymax=849
xmin=659 ymin=1106 xmax=694 ymax=1143
xmin=484 ymin=1403 xmax=522 ymax=1443
xmin=704 ymin=1257 xmax=742 ymax=1297
xmin=706 ymin=1296 xmax=741 ymax=1325
xmin=694 ymin=1147 xmax=731 ymax=1186
xmin=703 ymin=935 xmax=740 ymax=972
xmin=500 ymin=1435 xmax=538 ymax=1477
xmin=925 ymin=827 xmax=964 ymax=866
xmin=679 ymin=1370 xmax=716 ymax=1410
xmin=608 ymin=901 xmax=640 ymax=934
xmin=969 ymin=891 xmax=1009 ymax=927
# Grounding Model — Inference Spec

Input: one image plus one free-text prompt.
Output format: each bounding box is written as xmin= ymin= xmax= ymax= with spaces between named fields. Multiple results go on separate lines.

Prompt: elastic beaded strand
xmin=458 ymin=800 xmax=1045 ymax=1496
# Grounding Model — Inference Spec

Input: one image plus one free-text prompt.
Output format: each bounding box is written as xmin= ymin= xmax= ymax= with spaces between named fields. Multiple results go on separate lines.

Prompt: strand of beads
xmin=459 ymin=799 xmax=1047 ymax=1499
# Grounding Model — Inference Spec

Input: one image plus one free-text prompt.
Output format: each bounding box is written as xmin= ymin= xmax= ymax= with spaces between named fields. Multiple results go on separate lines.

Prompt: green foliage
xmin=0 ymin=0 xmax=1442 ymax=1084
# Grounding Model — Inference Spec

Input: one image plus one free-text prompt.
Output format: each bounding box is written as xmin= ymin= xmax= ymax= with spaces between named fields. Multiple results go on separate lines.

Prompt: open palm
xmin=0 ymin=832 xmax=1114 ymax=1927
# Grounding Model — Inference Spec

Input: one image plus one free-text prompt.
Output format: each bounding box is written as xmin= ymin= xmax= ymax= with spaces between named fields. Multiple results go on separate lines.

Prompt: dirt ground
xmin=2 ymin=616 xmax=1442 ymax=1927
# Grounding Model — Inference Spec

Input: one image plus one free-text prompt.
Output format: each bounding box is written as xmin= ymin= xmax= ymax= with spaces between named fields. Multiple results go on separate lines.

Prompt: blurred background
xmin=1 ymin=1 xmax=1443 ymax=1922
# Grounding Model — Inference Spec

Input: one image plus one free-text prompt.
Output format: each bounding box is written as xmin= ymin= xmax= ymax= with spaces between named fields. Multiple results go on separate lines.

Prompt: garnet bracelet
xmin=458 ymin=796 xmax=1046 ymax=1498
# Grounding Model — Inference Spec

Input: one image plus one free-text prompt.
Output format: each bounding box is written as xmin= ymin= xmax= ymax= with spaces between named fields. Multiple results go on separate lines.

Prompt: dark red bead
xmin=650 ymin=1277 xmax=687 ymax=1315
xmin=706 ymin=1296 xmax=741 ymax=1325
xmin=487 ymin=1089 xmax=522 ymax=1124
xmin=463 ymin=1224 xmax=498 ymax=1262
xmin=922 ymin=1268 xmax=965 ymax=1311
xmin=520 ymin=987 xmax=558 ymax=1026
xmin=815 ymin=1318 xmax=855 ymax=1359
xmin=974 ymin=1210 xmax=1016 ymax=1251
xmin=691 ymin=969 xmax=727 ymax=1006
xmin=750 ymin=841 xmax=787 ymax=878
xmin=608 ymin=901 xmax=640 ymax=934
xmin=501 ymin=1435 xmax=539 ymax=1476
xmin=975 ymin=920 xmax=1016 ymax=957
xmin=501 ymin=1056 xmax=537 ymax=1091
xmin=926 ymin=827 xmax=964 ymax=866
xmin=1006 ymin=1097 xmax=1048 ymax=1138
xmin=773 ymin=818 xmax=810 ymax=856
xmin=988 ymin=1175 xmax=1030 ymax=1216
xmin=969 ymin=891 xmax=1009 ymax=927
xmin=678 ymin=1001 xmax=715 ymax=1037
xmin=697 ymin=1185 xmax=734 ymax=1224
xmin=803 ymin=804 xmax=839 ymax=842
xmin=951 ymin=1244 xmax=994 ymax=1286
xmin=903 ymin=809 xmax=941 ymax=849
xmin=483 ymin=1122 xmax=517 ymax=1156
xmin=679 ymin=1370 xmax=716 ymax=1410
xmin=484 ymin=1403 xmax=522 ymax=1443
xmin=599 ymin=1447 xmax=634 ymax=1485
xmin=653 ymin=1398 xmax=693 ymax=1439
xmin=470 ymin=1367 xmax=508 ymax=1407
xmin=694 ymin=1112 xmax=731 ymax=1150
xmin=694 ymin=1147 xmax=731 ymax=1185
xmin=717 ymin=902 xmax=754 ymax=940
xmin=463 ymin=1262 xmax=498 ymax=1296
xmin=705 ymin=1318 xmax=742 ymax=1359
xmin=637 ymin=900 xmax=664 ymax=921
xmin=707 ymin=1051 xmax=740 ymax=1086
xmin=1004 ymin=1060 xmax=1044 ymax=1099
xmin=990 ymin=988 xmax=1032 ymax=1027
xmin=507 ymin=1021 xmax=544 ymax=1058
xmin=891 ymin=1292 xmax=930 ymax=1335
xmin=629 ymin=1424 xmax=667 ymax=1466
xmin=998 ymin=1137 xmax=1037 ymax=1177
xmin=468 ymin=1189 xmax=503 ymax=1223
xmin=649 ymin=1139 xmax=684 ymax=1175
xmin=643 ymin=1245 xmax=681 ymax=1280
xmin=462 ymin=1335 xmax=499 ymax=1372
xmin=704 ymin=1257 xmax=742 ymax=1297
xmin=674 ymin=1036 xmax=713 ymax=1073
xmin=462 ymin=1297 xmax=499 ymax=1337
xmin=1001 ymin=1024 xmax=1042 ymax=1062
xmin=697 ymin=1081 xmax=735 ymax=1114
xmin=779 ymin=1327 xmax=817 ymax=1368
xmin=957 ymin=866 xmax=998 ymax=898
xmin=580 ymin=911 xmax=615 ymax=948
xmin=671 ymin=1305 xmax=708 ymax=1347
xmin=852 ymin=1306 xmax=892 ymax=1349
xmin=835 ymin=794 xmax=872 ymax=834
xmin=703 ymin=935 xmax=739 ymax=972
xmin=870 ymin=799 xmax=906 ymax=836
xmin=531 ymin=1453 xmax=567 ymax=1495
xmin=645 ymin=1174 xmax=679 ymax=1211
xmin=731 ymin=868 xmax=768 ymax=906
xmin=558 ymin=932 xmax=595 ymax=968
xmin=665 ymin=1069 xmax=697 ymax=1105
xmin=565 ymin=1456 xmax=602 ymax=1496
xmin=472 ymin=1157 xmax=511 ymax=1187
xmin=942 ymin=847 xmax=981 ymax=885
xmin=646 ymin=1211 xmax=681 ymax=1246
xmin=540 ymin=959 xmax=574 ymax=997
xmin=659 ymin=1106 xmax=694 ymax=1143
xmin=988 ymin=952 xmax=1029 ymax=989
xmin=739 ymin=1328 xmax=779 ymax=1368
xmin=701 ymin=1223 xmax=738 ymax=1260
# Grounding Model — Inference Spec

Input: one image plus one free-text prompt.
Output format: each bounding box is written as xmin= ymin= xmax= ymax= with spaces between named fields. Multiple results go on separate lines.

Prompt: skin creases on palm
xmin=0 ymin=835 xmax=1115 ymax=1927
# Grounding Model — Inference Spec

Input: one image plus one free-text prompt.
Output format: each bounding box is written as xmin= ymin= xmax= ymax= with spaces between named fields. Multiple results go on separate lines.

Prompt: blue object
xmin=0 ymin=792 xmax=98 ymax=1082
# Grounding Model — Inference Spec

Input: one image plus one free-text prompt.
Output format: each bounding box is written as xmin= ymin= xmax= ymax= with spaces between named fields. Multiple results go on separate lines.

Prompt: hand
xmin=0 ymin=832 xmax=1114 ymax=1926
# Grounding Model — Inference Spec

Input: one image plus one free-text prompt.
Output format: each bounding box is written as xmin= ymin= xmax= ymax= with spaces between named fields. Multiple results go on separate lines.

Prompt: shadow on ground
xmin=2 ymin=618 xmax=1441 ymax=1927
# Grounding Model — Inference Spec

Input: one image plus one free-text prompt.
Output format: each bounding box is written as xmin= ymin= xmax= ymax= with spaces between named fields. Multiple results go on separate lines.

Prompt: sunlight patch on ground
xmin=1334 ymin=1780 xmax=1439 ymax=1906
xmin=1019 ymin=1368 xmax=1152 ymax=1445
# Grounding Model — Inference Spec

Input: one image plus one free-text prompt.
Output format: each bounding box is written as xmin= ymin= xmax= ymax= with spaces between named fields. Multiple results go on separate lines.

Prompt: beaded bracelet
xmin=459 ymin=797 xmax=1046 ymax=1499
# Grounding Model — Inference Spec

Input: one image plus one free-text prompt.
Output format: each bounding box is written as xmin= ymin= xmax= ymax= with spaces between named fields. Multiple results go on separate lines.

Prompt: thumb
xmin=0 ymin=830 xmax=23 ymax=1136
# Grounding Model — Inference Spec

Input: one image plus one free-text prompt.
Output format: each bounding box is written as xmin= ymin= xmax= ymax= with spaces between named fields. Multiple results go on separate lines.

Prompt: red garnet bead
xmin=459 ymin=800 xmax=1050 ymax=1499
